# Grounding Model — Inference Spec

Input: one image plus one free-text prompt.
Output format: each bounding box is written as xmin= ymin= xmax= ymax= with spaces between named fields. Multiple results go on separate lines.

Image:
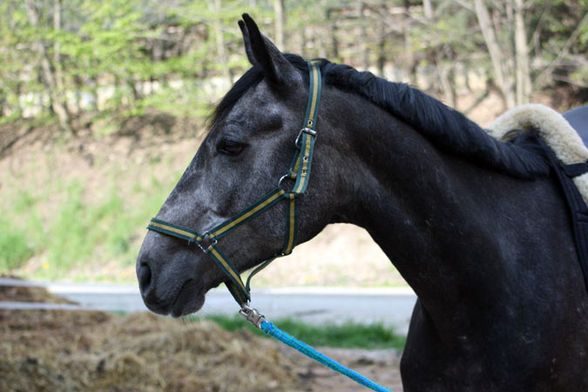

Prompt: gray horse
xmin=137 ymin=14 xmax=588 ymax=391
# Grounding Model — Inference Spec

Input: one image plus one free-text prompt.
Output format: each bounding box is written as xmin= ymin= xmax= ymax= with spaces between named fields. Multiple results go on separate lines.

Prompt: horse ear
xmin=239 ymin=14 xmax=301 ymax=86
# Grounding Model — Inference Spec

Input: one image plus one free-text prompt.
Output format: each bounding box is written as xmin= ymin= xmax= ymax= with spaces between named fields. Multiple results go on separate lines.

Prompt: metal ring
xmin=278 ymin=172 xmax=296 ymax=191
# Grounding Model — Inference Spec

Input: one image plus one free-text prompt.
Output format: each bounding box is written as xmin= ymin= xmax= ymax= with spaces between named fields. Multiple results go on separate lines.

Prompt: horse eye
xmin=217 ymin=139 xmax=246 ymax=156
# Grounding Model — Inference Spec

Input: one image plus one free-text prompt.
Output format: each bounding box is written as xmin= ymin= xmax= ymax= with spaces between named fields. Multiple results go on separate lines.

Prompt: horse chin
xmin=170 ymin=279 xmax=206 ymax=318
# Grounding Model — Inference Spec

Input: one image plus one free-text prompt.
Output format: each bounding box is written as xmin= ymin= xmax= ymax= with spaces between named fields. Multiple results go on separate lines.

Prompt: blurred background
xmin=1 ymin=0 xmax=586 ymax=285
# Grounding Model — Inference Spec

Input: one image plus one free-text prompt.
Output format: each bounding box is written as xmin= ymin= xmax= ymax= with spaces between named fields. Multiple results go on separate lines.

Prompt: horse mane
xmin=211 ymin=54 xmax=550 ymax=179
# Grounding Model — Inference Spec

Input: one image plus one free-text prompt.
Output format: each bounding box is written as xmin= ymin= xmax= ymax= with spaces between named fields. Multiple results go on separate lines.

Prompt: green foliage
xmin=0 ymin=217 xmax=34 ymax=272
xmin=46 ymin=181 xmax=88 ymax=273
xmin=135 ymin=81 xmax=213 ymax=119
xmin=201 ymin=314 xmax=406 ymax=350
xmin=0 ymin=172 xmax=176 ymax=280
xmin=1 ymin=0 xmax=585 ymax=125
xmin=0 ymin=0 xmax=267 ymax=126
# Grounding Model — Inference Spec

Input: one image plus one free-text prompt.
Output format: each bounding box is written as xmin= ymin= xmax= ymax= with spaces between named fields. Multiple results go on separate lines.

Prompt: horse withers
xmin=137 ymin=14 xmax=588 ymax=391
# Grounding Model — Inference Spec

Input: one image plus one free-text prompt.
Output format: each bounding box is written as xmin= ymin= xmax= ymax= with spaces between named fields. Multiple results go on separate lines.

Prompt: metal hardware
xmin=278 ymin=171 xmax=295 ymax=186
xmin=239 ymin=305 xmax=266 ymax=328
xmin=196 ymin=234 xmax=218 ymax=253
xmin=278 ymin=172 xmax=297 ymax=192
xmin=295 ymin=127 xmax=317 ymax=147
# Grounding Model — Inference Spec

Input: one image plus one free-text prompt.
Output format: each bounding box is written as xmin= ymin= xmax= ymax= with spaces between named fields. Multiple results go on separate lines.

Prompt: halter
xmin=147 ymin=61 xmax=322 ymax=307
xmin=146 ymin=60 xmax=393 ymax=391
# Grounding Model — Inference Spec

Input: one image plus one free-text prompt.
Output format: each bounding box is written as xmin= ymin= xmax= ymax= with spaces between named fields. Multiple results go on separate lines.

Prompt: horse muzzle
xmin=136 ymin=236 xmax=206 ymax=317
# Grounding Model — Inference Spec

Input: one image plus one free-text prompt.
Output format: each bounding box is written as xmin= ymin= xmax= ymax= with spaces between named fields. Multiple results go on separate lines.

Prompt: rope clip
xmin=239 ymin=304 xmax=265 ymax=329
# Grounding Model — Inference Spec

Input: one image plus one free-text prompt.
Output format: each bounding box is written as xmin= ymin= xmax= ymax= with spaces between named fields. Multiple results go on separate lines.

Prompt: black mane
xmin=212 ymin=55 xmax=550 ymax=179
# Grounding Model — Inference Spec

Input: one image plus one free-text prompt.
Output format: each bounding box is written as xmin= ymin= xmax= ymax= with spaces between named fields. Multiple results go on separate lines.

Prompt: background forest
xmin=1 ymin=0 xmax=586 ymax=132
xmin=1 ymin=0 xmax=587 ymax=282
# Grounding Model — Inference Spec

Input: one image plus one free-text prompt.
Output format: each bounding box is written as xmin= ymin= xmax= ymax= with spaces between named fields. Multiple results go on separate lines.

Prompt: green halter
xmin=147 ymin=61 xmax=322 ymax=307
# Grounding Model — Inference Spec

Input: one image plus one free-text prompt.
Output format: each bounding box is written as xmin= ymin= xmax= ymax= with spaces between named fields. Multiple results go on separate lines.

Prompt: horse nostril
xmin=138 ymin=262 xmax=152 ymax=292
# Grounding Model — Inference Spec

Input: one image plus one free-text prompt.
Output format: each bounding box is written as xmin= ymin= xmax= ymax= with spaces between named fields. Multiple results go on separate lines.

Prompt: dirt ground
xmin=0 ymin=284 xmax=403 ymax=392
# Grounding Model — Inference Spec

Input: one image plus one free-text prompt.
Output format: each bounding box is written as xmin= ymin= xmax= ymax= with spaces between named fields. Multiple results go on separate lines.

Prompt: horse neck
xmin=327 ymin=89 xmax=574 ymax=320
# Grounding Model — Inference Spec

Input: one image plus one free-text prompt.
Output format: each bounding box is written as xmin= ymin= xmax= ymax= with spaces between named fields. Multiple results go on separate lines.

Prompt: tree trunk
xmin=299 ymin=25 xmax=307 ymax=58
xmin=0 ymin=89 xmax=6 ymax=118
xmin=316 ymin=27 xmax=327 ymax=59
xmin=473 ymin=0 xmax=515 ymax=108
xmin=358 ymin=2 xmax=369 ymax=70
xmin=128 ymin=78 xmax=142 ymax=102
xmin=514 ymin=0 xmax=531 ymax=104
xmin=53 ymin=0 xmax=66 ymax=108
xmin=326 ymin=7 xmax=339 ymax=61
xmin=377 ymin=21 xmax=387 ymax=78
xmin=73 ymin=74 xmax=83 ymax=114
xmin=423 ymin=0 xmax=433 ymax=19
xmin=274 ymin=0 xmax=286 ymax=50
xmin=25 ymin=0 xmax=74 ymax=133
xmin=208 ymin=0 xmax=232 ymax=85
xmin=403 ymin=0 xmax=416 ymax=83
xmin=89 ymin=73 xmax=99 ymax=112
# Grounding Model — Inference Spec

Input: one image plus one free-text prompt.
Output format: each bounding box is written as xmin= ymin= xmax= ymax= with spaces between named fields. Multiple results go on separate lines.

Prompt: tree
xmin=209 ymin=0 xmax=232 ymax=85
xmin=274 ymin=0 xmax=286 ymax=49
xmin=0 ymin=0 xmax=585 ymax=131
xmin=473 ymin=0 xmax=530 ymax=108
xmin=24 ymin=0 xmax=74 ymax=133
xmin=469 ymin=0 xmax=587 ymax=108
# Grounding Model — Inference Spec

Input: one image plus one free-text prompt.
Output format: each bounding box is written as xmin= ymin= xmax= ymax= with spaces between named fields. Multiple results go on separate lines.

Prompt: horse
xmin=137 ymin=14 xmax=588 ymax=391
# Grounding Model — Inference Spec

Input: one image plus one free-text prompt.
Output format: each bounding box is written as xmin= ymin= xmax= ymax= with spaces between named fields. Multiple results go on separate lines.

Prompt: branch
xmin=536 ymin=12 xmax=588 ymax=86
xmin=451 ymin=0 xmax=475 ymax=12
xmin=552 ymin=75 xmax=588 ymax=89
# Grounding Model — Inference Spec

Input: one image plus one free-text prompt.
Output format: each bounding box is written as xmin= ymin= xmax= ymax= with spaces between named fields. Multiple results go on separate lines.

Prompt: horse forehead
xmin=225 ymin=82 xmax=290 ymax=124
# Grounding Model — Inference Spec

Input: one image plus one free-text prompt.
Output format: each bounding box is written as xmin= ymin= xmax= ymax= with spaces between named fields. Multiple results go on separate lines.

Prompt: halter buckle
xmin=295 ymin=127 xmax=317 ymax=147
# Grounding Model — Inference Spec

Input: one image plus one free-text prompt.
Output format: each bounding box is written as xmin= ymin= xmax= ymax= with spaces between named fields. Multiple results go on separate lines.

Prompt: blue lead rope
xmin=258 ymin=319 xmax=393 ymax=392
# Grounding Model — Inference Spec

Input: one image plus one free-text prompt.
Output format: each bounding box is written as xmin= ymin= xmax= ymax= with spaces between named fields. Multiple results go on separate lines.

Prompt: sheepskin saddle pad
xmin=488 ymin=103 xmax=588 ymax=205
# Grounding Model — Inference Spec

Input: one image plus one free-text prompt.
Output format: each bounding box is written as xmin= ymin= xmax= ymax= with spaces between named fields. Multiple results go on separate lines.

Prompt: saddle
xmin=488 ymin=104 xmax=588 ymax=292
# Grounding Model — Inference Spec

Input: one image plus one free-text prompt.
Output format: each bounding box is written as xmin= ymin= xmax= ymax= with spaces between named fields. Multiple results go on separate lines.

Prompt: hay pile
xmin=0 ymin=285 xmax=311 ymax=392
xmin=1 ymin=309 xmax=312 ymax=391
xmin=0 ymin=283 xmax=402 ymax=391
xmin=0 ymin=283 xmax=74 ymax=304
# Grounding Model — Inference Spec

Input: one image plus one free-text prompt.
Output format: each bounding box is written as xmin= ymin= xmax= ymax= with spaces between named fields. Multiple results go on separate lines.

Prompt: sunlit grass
xmin=0 ymin=216 xmax=33 ymax=271
xmin=199 ymin=314 xmax=406 ymax=351
xmin=0 ymin=174 xmax=176 ymax=280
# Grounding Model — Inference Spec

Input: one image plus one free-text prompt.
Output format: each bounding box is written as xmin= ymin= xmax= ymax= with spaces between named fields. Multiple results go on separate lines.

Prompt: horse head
xmin=136 ymin=15 xmax=347 ymax=316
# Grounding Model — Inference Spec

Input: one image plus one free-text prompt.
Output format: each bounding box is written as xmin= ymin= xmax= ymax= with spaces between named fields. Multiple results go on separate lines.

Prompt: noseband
xmin=147 ymin=61 xmax=322 ymax=307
